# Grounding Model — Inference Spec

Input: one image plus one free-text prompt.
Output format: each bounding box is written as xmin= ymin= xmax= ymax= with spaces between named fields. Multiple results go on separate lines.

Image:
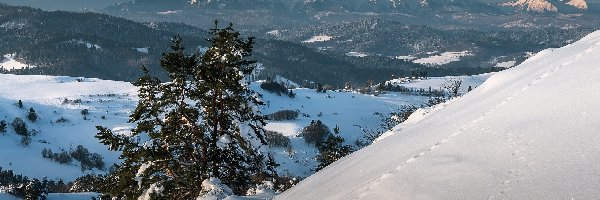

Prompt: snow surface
xmin=394 ymin=55 xmax=417 ymax=61
xmin=135 ymin=47 xmax=149 ymax=53
xmin=0 ymin=74 xmax=137 ymax=181
xmin=413 ymin=51 xmax=472 ymax=66
xmin=0 ymin=72 xmax=441 ymax=182
xmin=496 ymin=60 xmax=517 ymax=68
xmin=386 ymin=73 xmax=493 ymax=94
xmin=345 ymin=52 xmax=368 ymax=57
xmin=278 ymin=30 xmax=600 ymax=200
xmin=267 ymin=30 xmax=281 ymax=37
xmin=254 ymin=82 xmax=429 ymax=177
xmin=158 ymin=10 xmax=180 ymax=15
xmin=301 ymin=35 xmax=333 ymax=43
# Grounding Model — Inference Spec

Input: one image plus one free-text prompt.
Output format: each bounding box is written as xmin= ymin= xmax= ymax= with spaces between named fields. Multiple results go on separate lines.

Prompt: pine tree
xmin=0 ymin=120 xmax=6 ymax=133
xmin=27 ymin=107 xmax=38 ymax=122
xmin=95 ymin=22 xmax=274 ymax=199
xmin=315 ymin=125 xmax=354 ymax=171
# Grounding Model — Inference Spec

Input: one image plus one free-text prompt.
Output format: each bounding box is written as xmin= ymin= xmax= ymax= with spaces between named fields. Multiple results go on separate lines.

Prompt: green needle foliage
xmin=95 ymin=22 xmax=276 ymax=199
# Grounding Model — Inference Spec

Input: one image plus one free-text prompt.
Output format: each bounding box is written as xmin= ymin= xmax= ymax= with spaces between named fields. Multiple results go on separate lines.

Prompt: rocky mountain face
xmin=501 ymin=0 xmax=588 ymax=12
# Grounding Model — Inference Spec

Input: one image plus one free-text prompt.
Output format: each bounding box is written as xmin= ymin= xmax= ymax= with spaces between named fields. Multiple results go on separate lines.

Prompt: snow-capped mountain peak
xmin=566 ymin=0 xmax=588 ymax=10
xmin=502 ymin=0 xmax=558 ymax=12
xmin=502 ymin=0 xmax=588 ymax=12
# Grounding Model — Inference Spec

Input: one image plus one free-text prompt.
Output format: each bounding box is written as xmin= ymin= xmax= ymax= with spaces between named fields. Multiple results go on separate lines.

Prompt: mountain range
xmin=0 ymin=3 xmax=595 ymax=87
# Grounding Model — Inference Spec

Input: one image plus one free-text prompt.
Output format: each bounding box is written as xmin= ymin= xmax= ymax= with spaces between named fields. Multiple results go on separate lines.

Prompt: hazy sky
xmin=0 ymin=0 xmax=128 ymax=11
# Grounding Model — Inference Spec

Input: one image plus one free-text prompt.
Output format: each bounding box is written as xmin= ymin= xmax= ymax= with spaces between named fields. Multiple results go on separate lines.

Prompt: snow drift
xmin=277 ymin=30 xmax=600 ymax=199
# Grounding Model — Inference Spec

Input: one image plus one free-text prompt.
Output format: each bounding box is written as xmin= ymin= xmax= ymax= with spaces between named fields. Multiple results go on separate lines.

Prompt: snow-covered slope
xmin=278 ymin=30 xmax=600 ymax=199
xmin=0 ymin=75 xmax=137 ymax=181
xmin=253 ymin=82 xmax=429 ymax=177
xmin=0 ymin=73 xmax=435 ymax=181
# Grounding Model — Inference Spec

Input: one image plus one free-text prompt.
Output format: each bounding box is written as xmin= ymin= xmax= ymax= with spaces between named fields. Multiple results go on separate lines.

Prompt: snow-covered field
xmin=255 ymin=84 xmax=429 ymax=177
xmin=386 ymin=73 xmax=493 ymax=94
xmin=413 ymin=51 xmax=473 ymax=66
xmin=496 ymin=60 xmax=517 ymax=68
xmin=0 ymin=75 xmax=137 ymax=181
xmin=302 ymin=35 xmax=333 ymax=43
xmin=278 ymin=30 xmax=600 ymax=199
xmin=345 ymin=52 xmax=368 ymax=57
xmin=0 ymin=54 xmax=32 ymax=70
xmin=0 ymin=72 xmax=473 ymax=181
xmin=0 ymin=70 xmax=492 ymax=198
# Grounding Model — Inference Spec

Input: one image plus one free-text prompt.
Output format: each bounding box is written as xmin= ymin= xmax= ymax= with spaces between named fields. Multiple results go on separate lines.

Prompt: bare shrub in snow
xmin=442 ymin=78 xmax=463 ymax=97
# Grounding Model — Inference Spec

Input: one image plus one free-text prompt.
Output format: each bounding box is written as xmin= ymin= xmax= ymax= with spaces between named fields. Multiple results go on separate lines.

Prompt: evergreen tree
xmin=24 ymin=178 xmax=42 ymax=200
xmin=315 ymin=125 xmax=354 ymax=171
xmin=27 ymin=107 xmax=38 ymax=122
xmin=12 ymin=117 xmax=28 ymax=136
xmin=0 ymin=120 xmax=6 ymax=133
xmin=301 ymin=120 xmax=331 ymax=145
xmin=95 ymin=22 xmax=274 ymax=199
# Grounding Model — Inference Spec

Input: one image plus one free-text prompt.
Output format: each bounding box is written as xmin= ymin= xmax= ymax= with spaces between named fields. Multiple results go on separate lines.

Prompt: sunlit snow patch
xmin=71 ymin=39 xmax=101 ymax=49
xmin=395 ymin=55 xmax=417 ymax=61
xmin=496 ymin=60 xmax=517 ymax=68
xmin=0 ymin=54 xmax=32 ymax=70
xmin=267 ymin=30 xmax=281 ymax=37
xmin=413 ymin=51 xmax=473 ymax=66
xmin=135 ymin=47 xmax=149 ymax=53
xmin=302 ymin=35 xmax=333 ymax=43
xmin=158 ymin=10 xmax=179 ymax=15
xmin=345 ymin=52 xmax=368 ymax=57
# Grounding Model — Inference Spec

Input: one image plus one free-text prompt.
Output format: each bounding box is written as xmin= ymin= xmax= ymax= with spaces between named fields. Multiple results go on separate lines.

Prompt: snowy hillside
xmin=0 ymin=75 xmax=137 ymax=181
xmin=278 ymin=30 xmax=600 ymax=199
xmin=0 ymin=73 xmax=456 ymax=181
xmin=254 ymin=82 xmax=430 ymax=177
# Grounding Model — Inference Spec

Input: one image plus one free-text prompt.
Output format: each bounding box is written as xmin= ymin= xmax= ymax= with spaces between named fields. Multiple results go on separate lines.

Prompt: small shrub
xmin=17 ymin=100 xmax=23 ymax=109
xmin=27 ymin=108 xmax=38 ymax=122
xmin=20 ymin=135 xmax=31 ymax=146
xmin=71 ymin=145 xmax=90 ymax=162
xmin=0 ymin=120 xmax=6 ymax=133
xmin=301 ymin=120 xmax=331 ymax=145
xmin=55 ymin=117 xmax=69 ymax=123
xmin=268 ymin=110 xmax=299 ymax=121
xmin=12 ymin=117 xmax=28 ymax=136
xmin=442 ymin=78 xmax=463 ymax=97
xmin=42 ymin=148 xmax=54 ymax=158
xmin=90 ymin=153 xmax=105 ymax=171
xmin=54 ymin=151 xmax=73 ymax=164
xmin=265 ymin=131 xmax=291 ymax=148
xmin=260 ymin=80 xmax=291 ymax=97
